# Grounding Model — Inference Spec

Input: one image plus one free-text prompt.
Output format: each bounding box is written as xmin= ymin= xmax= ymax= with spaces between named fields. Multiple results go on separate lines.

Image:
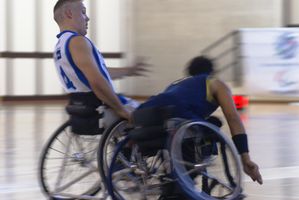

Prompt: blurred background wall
xmin=1 ymin=0 xmax=299 ymax=98
xmin=125 ymin=0 xmax=283 ymax=95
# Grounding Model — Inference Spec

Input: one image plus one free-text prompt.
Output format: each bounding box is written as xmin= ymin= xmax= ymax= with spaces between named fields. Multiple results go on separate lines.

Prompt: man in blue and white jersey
xmin=53 ymin=0 xmax=146 ymax=120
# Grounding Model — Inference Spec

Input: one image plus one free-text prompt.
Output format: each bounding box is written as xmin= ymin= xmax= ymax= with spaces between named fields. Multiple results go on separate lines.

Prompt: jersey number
xmin=59 ymin=66 xmax=76 ymax=90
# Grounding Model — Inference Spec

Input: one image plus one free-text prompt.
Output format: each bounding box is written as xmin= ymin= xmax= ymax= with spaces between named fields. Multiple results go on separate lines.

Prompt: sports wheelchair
xmin=38 ymin=103 xmax=122 ymax=200
xmin=101 ymin=106 xmax=244 ymax=200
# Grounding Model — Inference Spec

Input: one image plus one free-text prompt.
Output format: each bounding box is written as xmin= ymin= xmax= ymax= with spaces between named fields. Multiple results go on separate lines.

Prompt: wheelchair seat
xmin=132 ymin=105 xmax=176 ymax=126
xmin=65 ymin=104 xmax=104 ymax=135
xmin=66 ymin=104 xmax=99 ymax=117
xmin=128 ymin=106 xmax=176 ymax=155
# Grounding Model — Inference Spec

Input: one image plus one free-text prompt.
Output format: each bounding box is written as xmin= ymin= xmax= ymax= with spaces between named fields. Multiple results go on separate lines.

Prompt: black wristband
xmin=232 ymin=134 xmax=249 ymax=154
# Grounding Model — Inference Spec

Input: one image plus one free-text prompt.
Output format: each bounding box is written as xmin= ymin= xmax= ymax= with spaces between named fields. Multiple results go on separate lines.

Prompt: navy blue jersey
xmin=138 ymin=75 xmax=218 ymax=120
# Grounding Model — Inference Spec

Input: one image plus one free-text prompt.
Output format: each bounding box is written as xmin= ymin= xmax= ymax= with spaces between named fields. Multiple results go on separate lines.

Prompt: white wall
xmin=0 ymin=0 xmax=5 ymax=51
xmin=0 ymin=0 xmax=6 ymax=95
xmin=289 ymin=0 xmax=299 ymax=25
xmin=124 ymin=0 xmax=283 ymax=96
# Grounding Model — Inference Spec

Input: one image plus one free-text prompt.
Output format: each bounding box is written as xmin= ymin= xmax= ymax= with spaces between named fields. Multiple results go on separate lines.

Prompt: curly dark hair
xmin=185 ymin=56 xmax=214 ymax=76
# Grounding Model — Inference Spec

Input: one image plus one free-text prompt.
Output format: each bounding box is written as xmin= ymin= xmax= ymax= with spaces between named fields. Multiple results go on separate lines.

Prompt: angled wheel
xmin=169 ymin=121 xmax=242 ymax=200
xmin=97 ymin=120 xmax=129 ymax=189
xmin=39 ymin=120 xmax=102 ymax=199
xmin=107 ymin=136 xmax=172 ymax=200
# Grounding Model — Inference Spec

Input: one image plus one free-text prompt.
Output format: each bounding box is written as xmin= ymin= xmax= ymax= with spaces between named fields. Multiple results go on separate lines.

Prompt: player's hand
xmin=242 ymin=156 xmax=263 ymax=185
xmin=116 ymin=108 xmax=132 ymax=122
xmin=116 ymin=108 xmax=130 ymax=120
xmin=127 ymin=57 xmax=151 ymax=76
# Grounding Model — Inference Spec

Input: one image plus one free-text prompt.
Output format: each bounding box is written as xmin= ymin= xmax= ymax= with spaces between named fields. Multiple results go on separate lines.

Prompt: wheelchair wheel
xmin=97 ymin=120 xmax=129 ymax=188
xmin=169 ymin=121 xmax=242 ymax=200
xmin=107 ymin=136 xmax=172 ymax=200
xmin=39 ymin=120 xmax=102 ymax=199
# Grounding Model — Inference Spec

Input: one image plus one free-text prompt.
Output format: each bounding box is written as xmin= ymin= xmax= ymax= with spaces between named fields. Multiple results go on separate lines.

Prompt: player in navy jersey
xmin=138 ymin=56 xmax=263 ymax=190
xmin=53 ymin=0 xmax=147 ymax=120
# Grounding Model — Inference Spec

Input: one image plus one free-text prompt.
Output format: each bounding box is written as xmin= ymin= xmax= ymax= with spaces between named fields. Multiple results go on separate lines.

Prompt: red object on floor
xmin=233 ymin=95 xmax=249 ymax=110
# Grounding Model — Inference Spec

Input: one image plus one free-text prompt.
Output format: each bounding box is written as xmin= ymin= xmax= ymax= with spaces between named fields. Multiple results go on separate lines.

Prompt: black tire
xmin=97 ymin=120 xmax=129 ymax=189
xmin=169 ymin=121 xmax=242 ymax=200
xmin=39 ymin=120 xmax=102 ymax=199
xmin=101 ymin=121 xmax=173 ymax=200
xmin=107 ymin=136 xmax=169 ymax=200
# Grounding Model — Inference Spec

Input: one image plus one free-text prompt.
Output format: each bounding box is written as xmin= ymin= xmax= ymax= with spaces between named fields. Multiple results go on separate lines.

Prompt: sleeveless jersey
xmin=53 ymin=30 xmax=114 ymax=93
xmin=138 ymin=75 xmax=218 ymax=120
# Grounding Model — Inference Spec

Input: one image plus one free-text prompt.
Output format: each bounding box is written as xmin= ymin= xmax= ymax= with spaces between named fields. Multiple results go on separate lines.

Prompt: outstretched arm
xmin=107 ymin=57 xmax=150 ymax=79
xmin=69 ymin=36 xmax=130 ymax=120
xmin=210 ymin=79 xmax=263 ymax=185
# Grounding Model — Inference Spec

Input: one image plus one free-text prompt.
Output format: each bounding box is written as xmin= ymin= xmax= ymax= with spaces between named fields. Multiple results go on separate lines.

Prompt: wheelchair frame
xmin=105 ymin=119 xmax=243 ymax=200
xmin=38 ymin=105 xmax=111 ymax=200
xmin=38 ymin=119 xmax=103 ymax=200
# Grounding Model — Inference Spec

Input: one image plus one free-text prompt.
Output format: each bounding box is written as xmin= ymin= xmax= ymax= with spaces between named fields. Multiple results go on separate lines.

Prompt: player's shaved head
xmin=53 ymin=0 xmax=82 ymax=24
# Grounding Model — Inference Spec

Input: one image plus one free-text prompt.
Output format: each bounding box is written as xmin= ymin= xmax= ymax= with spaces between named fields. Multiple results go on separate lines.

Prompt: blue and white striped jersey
xmin=53 ymin=30 xmax=114 ymax=93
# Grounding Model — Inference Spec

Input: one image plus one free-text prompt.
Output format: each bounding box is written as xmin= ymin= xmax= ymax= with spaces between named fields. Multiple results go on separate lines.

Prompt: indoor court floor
xmin=0 ymin=100 xmax=299 ymax=200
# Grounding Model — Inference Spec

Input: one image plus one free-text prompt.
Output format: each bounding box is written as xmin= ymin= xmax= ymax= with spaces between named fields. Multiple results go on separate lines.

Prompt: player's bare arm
xmin=69 ymin=36 xmax=130 ymax=119
xmin=210 ymin=79 xmax=245 ymax=136
xmin=210 ymin=79 xmax=263 ymax=184
xmin=107 ymin=57 xmax=150 ymax=79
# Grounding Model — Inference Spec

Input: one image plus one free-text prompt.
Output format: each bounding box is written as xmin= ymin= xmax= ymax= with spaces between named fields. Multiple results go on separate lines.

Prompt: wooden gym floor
xmin=0 ymin=100 xmax=299 ymax=200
